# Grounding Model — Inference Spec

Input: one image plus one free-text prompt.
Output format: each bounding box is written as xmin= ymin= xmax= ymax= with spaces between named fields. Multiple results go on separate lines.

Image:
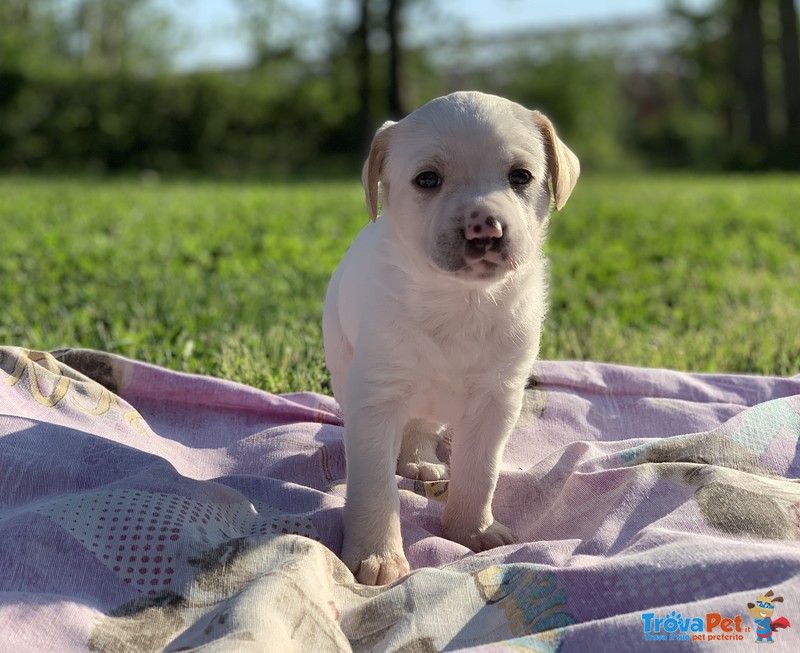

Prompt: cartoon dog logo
xmin=747 ymin=590 xmax=791 ymax=643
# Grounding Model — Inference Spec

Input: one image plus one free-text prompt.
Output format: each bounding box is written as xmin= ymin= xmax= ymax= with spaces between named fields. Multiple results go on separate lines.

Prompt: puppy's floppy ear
xmin=532 ymin=111 xmax=580 ymax=211
xmin=362 ymin=121 xmax=396 ymax=222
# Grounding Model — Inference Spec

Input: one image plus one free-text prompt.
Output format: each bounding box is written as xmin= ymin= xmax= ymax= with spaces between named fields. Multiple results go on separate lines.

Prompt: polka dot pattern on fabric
xmin=34 ymin=489 xmax=319 ymax=595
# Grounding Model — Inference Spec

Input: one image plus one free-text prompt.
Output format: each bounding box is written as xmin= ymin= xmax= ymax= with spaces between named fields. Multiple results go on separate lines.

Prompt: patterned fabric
xmin=1 ymin=346 xmax=799 ymax=651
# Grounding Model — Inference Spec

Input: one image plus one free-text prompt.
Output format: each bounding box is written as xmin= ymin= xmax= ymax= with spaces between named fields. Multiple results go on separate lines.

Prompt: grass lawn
xmin=1 ymin=174 xmax=798 ymax=394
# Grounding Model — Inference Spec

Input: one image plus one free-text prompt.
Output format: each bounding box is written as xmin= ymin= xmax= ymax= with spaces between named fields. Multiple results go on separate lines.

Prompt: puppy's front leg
xmin=341 ymin=390 xmax=410 ymax=585
xmin=442 ymin=388 xmax=522 ymax=551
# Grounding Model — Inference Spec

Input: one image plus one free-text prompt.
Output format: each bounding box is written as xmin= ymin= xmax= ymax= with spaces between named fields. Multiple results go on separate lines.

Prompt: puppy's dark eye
xmin=509 ymin=169 xmax=533 ymax=186
xmin=415 ymin=171 xmax=441 ymax=189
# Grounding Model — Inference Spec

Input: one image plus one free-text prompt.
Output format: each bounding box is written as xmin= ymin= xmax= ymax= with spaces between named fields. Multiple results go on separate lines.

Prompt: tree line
xmin=0 ymin=0 xmax=798 ymax=175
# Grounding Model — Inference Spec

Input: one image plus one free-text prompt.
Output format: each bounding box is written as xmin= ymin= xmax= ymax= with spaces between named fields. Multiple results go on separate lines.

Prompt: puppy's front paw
xmin=398 ymin=460 xmax=450 ymax=481
xmin=345 ymin=550 xmax=410 ymax=586
xmin=445 ymin=520 xmax=518 ymax=552
xmin=472 ymin=521 xmax=519 ymax=552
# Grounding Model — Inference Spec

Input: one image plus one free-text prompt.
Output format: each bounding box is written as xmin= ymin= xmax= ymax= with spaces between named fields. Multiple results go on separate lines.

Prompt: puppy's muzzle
xmin=465 ymin=212 xmax=503 ymax=240
xmin=463 ymin=211 xmax=507 ymax=262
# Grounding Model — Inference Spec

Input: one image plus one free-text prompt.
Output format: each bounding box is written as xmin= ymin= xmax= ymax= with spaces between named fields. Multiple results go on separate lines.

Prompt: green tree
xmin=734 ymin=0 xmax=770 ymax=145
xmin=778 ymin=0 xmax=800 ymax=142
xmin=69 ymin=0 xmax=180 ymax=74
xmin=645 ymin=0 xmax=800 ymax=167
xmin=0 ymin=0 xmax=65 ymax=72
xmin=0 ymin=0 xmax=179 ymax=75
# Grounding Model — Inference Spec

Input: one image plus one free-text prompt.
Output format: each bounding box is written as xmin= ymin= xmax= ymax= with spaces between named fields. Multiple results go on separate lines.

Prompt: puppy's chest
xmin=412 ymin=299 xmax=522 ymax=372
xmin=403 ymin=297 xmax=535 ymax=423
xmin=405 ymin=314 xmax=517 ymax=423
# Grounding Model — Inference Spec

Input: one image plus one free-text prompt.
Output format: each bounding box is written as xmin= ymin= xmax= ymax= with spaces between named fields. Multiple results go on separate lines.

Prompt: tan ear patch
xmin=362 ymin=122 xmax=396 ymax=222
xmin=531 ymin=111 xmax=580 ymax=211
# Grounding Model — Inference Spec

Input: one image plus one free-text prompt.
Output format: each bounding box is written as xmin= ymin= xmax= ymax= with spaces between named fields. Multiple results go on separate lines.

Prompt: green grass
xmin=545 ymin=174 xmax=800 ymax=375
xmin=1 ymin=174 xmax=798 ymax=394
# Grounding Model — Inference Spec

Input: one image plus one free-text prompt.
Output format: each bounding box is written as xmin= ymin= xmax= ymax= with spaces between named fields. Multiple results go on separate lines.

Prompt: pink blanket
xmin=1 ymin=346 xmax=799 ymax=651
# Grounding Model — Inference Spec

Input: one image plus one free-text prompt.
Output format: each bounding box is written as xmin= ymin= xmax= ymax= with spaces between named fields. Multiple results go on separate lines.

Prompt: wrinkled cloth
xmin=1 ymin=346 xmax=799 ymax=651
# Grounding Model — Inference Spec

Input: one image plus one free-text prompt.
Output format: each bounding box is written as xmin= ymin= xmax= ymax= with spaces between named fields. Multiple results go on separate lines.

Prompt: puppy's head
xmin=362 ymin=91 xmax=579 ymax=284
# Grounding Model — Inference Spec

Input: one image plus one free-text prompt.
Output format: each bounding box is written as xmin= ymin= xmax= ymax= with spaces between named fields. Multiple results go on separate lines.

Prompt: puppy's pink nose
xmin=465 ymin=215 xmax=503 ymax=240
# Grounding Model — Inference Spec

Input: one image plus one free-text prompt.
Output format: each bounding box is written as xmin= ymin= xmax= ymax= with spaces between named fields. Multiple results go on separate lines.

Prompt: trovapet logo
xmin=641 ymin=590 xmax=792 ymax=644
xmin=641 ymin=610 xmax=749 ymax=642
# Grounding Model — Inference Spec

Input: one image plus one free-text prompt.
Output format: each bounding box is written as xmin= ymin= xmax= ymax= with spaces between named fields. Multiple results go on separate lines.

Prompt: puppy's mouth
xmin=460 ymin=237 xmax=514 ymax=277
xmin=430 ymin=230 xmax=520 ymax=282
xmin=465 ymin=236 xmax=506 ymax=258
xmin=455 ymin=251 xmax=517 ymax=282
xmin=460 ymin=260 xmax=502 ymax=280
xmin=465 ymin=239 xmax=509 ymax=264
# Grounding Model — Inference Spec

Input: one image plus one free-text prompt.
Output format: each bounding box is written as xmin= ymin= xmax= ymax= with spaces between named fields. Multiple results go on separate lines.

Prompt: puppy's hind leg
xmin=322 ymin=269 xmax=353 ymax=408
xmin=397 ymin=418 xmax=450 ymax=481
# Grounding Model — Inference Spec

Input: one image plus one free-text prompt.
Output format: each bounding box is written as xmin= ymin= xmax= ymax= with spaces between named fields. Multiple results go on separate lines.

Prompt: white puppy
xmin=323 ymin=91 xmax=579 ymax=585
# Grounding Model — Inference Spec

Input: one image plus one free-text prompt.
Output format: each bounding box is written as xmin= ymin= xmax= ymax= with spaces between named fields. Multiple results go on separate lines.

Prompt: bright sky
xmin=158 ymin=0 xmax=713 ymax=70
